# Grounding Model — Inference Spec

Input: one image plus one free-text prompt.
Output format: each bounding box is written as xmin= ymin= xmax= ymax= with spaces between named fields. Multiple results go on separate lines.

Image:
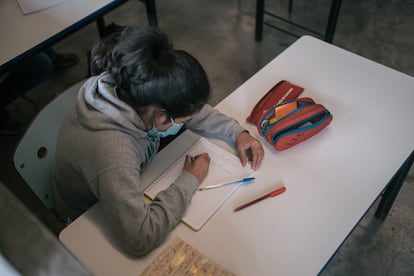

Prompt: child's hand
xmin=183 ymin=153 xmax=210 ymax=184
xmin=236 ymin=131 xmax=264 ymax=170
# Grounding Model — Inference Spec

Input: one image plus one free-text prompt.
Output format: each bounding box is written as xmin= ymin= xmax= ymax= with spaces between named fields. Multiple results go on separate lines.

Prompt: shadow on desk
xmin=73 ymin=204 xmax=141 ymax=260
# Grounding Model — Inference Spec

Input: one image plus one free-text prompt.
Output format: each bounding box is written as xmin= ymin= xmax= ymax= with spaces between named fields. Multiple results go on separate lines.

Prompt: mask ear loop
xmin=152 ymin=109 xmax=171 ymax=130
xmin=170 ymin=116 xmax=179 ymax=126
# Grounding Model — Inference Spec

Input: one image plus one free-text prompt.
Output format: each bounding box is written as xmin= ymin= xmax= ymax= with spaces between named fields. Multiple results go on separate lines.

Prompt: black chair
xmin=255 ymin=0 xmax=342 ymax=43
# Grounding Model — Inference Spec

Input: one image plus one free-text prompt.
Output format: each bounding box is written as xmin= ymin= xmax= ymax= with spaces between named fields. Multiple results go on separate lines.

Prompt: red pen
xmin=233 ymin=186 xmax=286 ymax=212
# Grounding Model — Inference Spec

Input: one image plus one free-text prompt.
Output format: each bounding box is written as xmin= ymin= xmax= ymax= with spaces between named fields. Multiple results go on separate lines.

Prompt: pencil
xmin=233 ymin=186 xmax=286 ymax=212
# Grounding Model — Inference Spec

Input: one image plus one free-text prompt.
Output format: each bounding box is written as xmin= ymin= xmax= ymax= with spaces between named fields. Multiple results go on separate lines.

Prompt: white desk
xmin=0 ymin=0 xmax=121 ymax=69
xmin=0 ymin=0 xmax=157 ymax=71
xmin=59 ymin=36 xmax=414 ymax=276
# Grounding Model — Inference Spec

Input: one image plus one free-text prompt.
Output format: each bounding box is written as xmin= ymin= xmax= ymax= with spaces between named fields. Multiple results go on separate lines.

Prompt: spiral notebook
xmin=140 ymin=131 xmax=253 ymax=231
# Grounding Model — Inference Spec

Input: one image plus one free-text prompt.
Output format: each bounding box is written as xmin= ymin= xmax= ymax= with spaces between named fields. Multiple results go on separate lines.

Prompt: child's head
xmin=91 ymin=26 xmax=210 ymax=118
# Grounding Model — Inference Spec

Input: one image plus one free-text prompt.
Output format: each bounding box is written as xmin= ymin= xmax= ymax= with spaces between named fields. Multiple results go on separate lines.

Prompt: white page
xmin=143 ymin=134 xmax=253 ymax=231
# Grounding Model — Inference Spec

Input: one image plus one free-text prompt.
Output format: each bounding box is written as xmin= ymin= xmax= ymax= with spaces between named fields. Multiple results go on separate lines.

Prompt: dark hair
xmin=91 ymin=26 xmax=210 ymax=118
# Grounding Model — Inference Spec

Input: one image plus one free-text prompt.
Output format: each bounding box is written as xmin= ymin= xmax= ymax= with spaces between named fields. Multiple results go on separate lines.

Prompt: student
xmin=54 ymin=26 xmax=264 ymax=256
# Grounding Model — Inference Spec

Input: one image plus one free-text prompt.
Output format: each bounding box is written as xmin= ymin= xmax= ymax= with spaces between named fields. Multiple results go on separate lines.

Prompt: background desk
xmin=59 ymin=36 xmax=414 ymax=276
xmin=0 ymin=0 xmax=156 ymax=71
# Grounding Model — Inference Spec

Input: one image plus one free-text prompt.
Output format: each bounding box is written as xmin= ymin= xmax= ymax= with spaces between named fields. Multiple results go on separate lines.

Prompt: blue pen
xmin=199 ymin=177 xmax=255 ymax=191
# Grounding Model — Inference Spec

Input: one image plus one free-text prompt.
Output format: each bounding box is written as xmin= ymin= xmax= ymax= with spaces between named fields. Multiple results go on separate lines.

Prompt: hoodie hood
xmin=76 ymin=73 xmax=148 ymax=138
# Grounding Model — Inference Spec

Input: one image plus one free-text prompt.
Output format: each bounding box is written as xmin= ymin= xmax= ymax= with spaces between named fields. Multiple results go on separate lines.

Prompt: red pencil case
xmin=246 ymin=80 xmax=304 ymax=126
xmin=247 ymin=81 xmax=333 ymax=151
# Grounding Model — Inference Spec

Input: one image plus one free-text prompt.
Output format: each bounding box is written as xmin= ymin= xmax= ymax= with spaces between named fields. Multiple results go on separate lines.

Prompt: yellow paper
xmin=141 ymin=237 xmax=235 ymax=276
xmin=269 ymin=101 xmax=298 ymax=124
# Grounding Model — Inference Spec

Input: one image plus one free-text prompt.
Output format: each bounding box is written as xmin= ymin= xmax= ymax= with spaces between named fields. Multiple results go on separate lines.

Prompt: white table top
xmin=59 ymin=36 xmax=414 ymax=276
xmin=0 ymin=0 xmax=124 ymax=69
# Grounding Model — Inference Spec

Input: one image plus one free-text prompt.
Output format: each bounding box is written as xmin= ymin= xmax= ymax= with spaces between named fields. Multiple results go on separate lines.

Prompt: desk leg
xmin=96 ymin=17 xmax=106 ymax=38
xmin=96 ymin=0 xmax=157 ymax=38
xmin=255 ymin=0 xmax=265 ymax=42
xmin=324 ymin=0 xmax=342 ymax=43
xmin=375 ymin=150 xmax=414 ymax=220
xmin=144 ymin=0 xmax=158 ymax=26
xmin=288 ymin=0 xmax=293 ymax=15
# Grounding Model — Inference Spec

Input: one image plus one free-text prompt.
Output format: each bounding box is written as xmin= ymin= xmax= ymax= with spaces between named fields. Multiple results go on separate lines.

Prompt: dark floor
xmin=1 ymin=0 xmax=414 ymax=275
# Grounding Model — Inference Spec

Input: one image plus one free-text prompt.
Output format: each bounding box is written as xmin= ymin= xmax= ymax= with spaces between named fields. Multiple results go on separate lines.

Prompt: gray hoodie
xmin=54 ymin=73 xmax=245 ymax=256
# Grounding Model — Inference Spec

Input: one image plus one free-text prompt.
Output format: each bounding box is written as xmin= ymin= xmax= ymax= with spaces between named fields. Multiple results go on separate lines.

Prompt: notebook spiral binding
xmin=143 ymin=139 xmax=203 ymax=194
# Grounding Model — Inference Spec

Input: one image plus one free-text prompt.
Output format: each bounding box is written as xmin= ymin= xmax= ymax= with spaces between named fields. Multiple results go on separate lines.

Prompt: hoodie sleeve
xmin=94 ymin=167 xmax=199 ymax=256
xmin=185 ymin=104 xmax=246 ymax=145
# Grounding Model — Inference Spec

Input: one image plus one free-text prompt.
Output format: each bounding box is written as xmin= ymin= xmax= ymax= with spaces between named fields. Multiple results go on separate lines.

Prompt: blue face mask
xmin=147 ymin=121 xmax=184 ymax=138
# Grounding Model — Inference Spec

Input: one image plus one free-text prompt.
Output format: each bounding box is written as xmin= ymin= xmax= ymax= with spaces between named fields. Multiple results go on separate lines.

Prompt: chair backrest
xmin=13 ymin=81 xmax=85 ymax=208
